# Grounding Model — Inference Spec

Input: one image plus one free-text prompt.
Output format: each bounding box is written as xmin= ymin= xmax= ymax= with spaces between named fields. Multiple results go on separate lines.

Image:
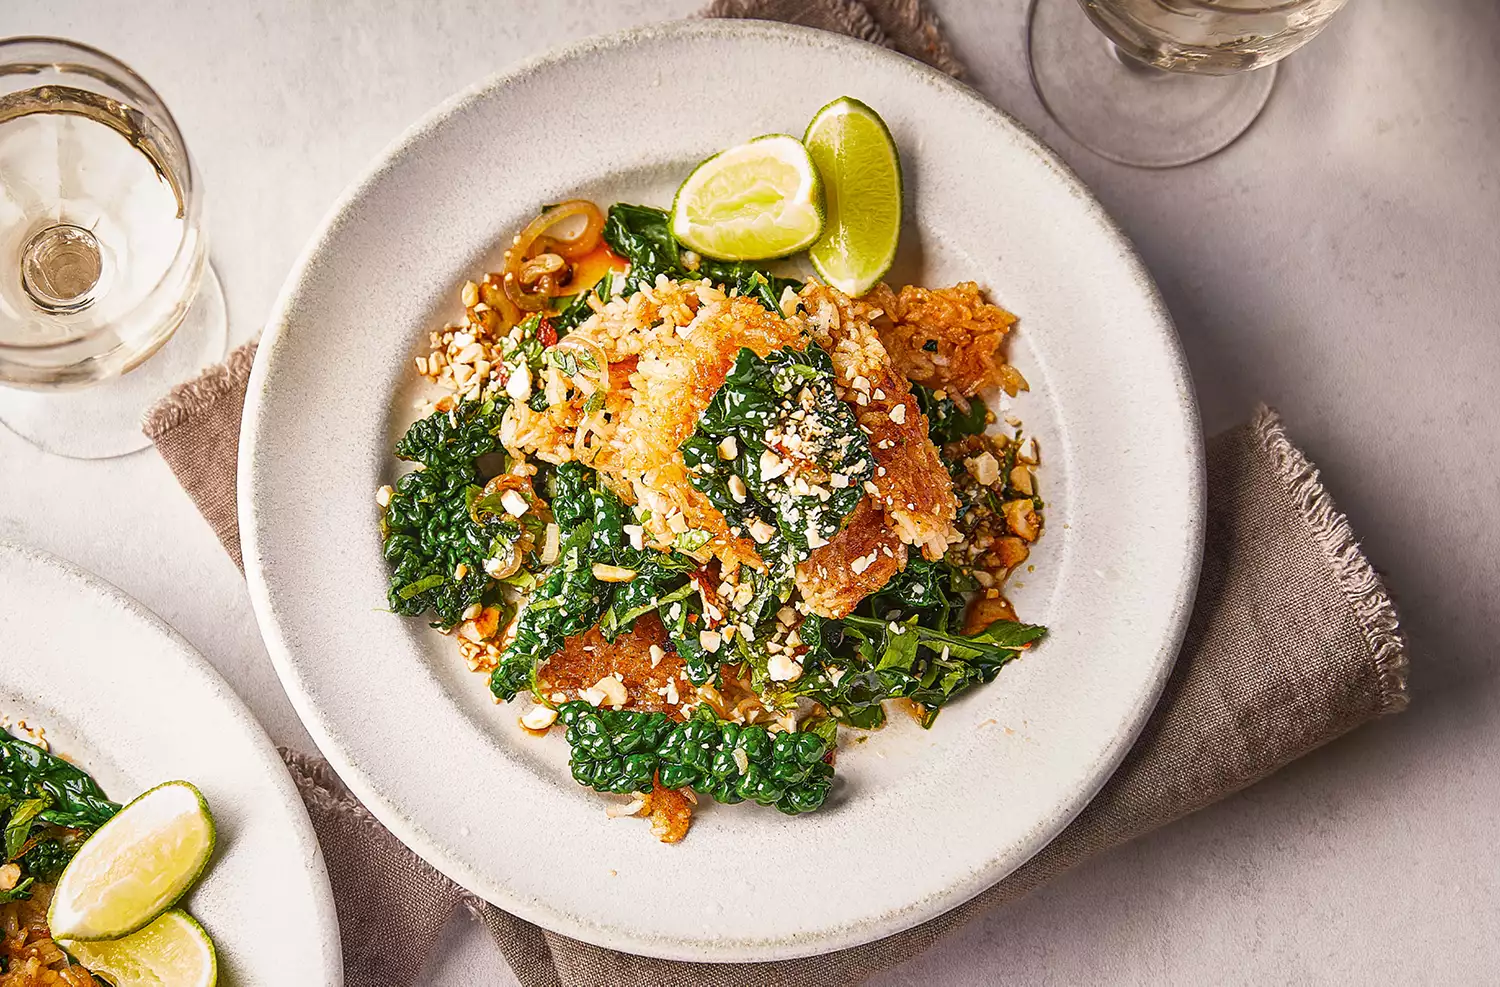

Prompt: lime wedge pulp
xmin=671 ymin=134 xmax=824 ymax=261
xmin=803 ymin=97 xmax=903 ymax=296
xmin=62 ymin=909 xmax=217 ymax=987
xmin=47 ymin=781 xmax=216 ymax=941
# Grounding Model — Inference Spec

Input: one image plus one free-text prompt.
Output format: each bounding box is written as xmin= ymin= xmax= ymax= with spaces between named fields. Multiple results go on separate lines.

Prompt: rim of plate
xmin=241 ymin=18 xmax=1204 ymax=961
xmin=0 ymin=542 xmax=343 ymax=983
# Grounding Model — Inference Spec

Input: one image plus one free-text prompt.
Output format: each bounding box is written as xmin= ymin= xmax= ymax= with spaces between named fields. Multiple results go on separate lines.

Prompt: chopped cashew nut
xmin=521 ymin=706 xmax=559 ymax=730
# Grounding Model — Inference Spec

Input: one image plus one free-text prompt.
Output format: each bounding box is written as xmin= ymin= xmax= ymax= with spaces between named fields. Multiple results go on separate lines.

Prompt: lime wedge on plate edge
xmin=62 ymin=909 xmax=217 ymax=987
xmin=671 ymin=134 xmax=824 ymax=261
xmin=804 ymin=97 xmax=903 ymax=296
xmin=48 ymin=780 xmax=216 ymax=941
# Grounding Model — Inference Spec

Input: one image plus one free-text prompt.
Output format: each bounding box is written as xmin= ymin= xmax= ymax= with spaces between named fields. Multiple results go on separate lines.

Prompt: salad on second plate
xmin=0 ymin=723 xmax=218 ymax=987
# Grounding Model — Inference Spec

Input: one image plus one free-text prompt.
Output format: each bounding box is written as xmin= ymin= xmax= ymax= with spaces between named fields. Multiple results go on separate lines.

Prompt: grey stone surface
xmin=2 ymin=0 xmax=1495 ymax=983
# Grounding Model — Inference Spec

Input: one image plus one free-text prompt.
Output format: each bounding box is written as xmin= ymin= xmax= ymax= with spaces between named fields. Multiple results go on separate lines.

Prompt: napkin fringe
xmin=279 ymin=746 xmax=458 ymax=888
xmin=280 ymin=747 xmax=394 ymax=839
xmin=699 ymin=0 xmax=966 ymax=77
xmin=142 ymin=340 xmax=259 ymax=440
xmin=1255 ymin=406 xmax=1410 ymax=713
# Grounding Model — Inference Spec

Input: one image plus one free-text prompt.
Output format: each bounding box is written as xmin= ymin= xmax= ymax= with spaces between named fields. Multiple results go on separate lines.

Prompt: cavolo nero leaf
xmin=19 ymin=834 xmax=76 ymax=884
xmin=394 ymin=395 xmax=507 ymax=471
xmin=382 ymin=466 xmax=516 ymax=629
xmin=490 ymin=522 xmax=605 ymax=700
xmin=382 ymin=395 xmax=523 ymax=629
xmin=559 ymin=701 xmax=834 ymax=814
xmin=489 ymin=463 xmax=699 ymax=699
xmin=682 ymin=345 xmax=874 ymax=576
xmin=824 ymin=614 xmax=1047 ymax=728
xmin=776 ymin=550 xmax=1047 ymax=729
xmin=602 ymin=204 xmax=801 ymax=311
xmin=599 ymin=555 xmax=696 ymax=643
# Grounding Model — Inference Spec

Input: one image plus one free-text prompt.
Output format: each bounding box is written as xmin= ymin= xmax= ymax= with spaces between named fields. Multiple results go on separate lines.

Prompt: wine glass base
xmin=0 ymin=263 xmax=229 ymax=460
xmin=1027 ymin=0 xmax=1277 ymax=168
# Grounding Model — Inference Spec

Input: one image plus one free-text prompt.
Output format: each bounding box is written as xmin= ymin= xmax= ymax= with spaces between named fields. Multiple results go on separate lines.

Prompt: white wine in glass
xmin=0 ymin=37 xmax=227 ymax=458
xmin=1027 ymin=0 xmax=1351 ymax=167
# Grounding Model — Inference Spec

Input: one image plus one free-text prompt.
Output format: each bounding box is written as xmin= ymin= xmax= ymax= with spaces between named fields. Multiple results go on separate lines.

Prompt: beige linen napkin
xmin=142 ymin=4 xmax=1410 ymax=984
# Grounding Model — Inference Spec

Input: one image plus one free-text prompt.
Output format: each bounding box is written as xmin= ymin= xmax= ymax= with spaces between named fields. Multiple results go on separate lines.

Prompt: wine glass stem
xmin=1107 ymin=42 xmax=1168 ymax=78
xmin=22 ymin=224 xmax=105 ymax=312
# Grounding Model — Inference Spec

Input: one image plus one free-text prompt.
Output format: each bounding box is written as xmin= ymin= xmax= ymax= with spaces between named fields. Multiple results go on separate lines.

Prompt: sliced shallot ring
xmin=502 ymin=201 xmax=606 ymax=311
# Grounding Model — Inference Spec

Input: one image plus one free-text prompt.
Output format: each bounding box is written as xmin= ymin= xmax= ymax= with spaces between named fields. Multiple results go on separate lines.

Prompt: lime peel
xmin=804 ymin=96 xmax=903 ymax=296
xmin=47 ymin=780 xmax=215 ymax=942
xmin=671 ymin=134 xmax=824 ymax=261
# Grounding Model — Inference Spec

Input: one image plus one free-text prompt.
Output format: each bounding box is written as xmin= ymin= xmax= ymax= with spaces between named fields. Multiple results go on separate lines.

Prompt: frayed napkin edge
xmin=1255 ymin=405 xmax=1410 ymax=713
xmin=142 ymin=340 xmax=259 ymax=440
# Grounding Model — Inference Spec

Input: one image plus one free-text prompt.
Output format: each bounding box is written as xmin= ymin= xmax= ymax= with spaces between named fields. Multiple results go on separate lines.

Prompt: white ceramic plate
xmin=242 ymin=20 xmax=1202 ymax=962
xmin=0 ymin=544 xmax=342 ymax=984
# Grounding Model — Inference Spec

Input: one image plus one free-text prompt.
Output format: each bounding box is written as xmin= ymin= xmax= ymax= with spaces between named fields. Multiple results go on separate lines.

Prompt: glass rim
xmin=0 ymin=35 xmax=204 ymax=353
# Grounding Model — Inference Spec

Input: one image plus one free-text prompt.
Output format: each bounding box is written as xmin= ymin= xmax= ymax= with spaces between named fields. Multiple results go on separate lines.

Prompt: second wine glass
xmin=1027 ymin=0 xmax=1351 ymax=168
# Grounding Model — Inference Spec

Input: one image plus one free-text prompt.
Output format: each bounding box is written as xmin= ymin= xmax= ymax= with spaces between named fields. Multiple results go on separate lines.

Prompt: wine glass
xmin=0 ymin=37 xmax=227 ymax=459
xmin=1027 ymin=0 xmax=1351 ymax=168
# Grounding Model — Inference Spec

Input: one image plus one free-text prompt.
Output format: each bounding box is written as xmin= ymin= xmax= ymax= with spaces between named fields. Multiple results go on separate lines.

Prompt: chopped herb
xmin=913 ymin=383 xmax=989 ymax=446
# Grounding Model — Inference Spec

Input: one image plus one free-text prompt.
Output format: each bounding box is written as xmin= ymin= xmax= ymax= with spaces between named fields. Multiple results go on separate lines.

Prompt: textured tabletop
xmin=3 ymin=0 xmax=1496 ymax=983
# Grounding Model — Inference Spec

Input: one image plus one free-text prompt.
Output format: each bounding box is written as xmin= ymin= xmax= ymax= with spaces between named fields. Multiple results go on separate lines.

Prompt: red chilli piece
xmin=537 ymin=317 xmax=558 ymax=348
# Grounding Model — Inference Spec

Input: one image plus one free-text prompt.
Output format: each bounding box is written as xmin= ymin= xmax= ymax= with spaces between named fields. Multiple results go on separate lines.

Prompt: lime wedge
xmin=62 ymin=909 xmax=217 ymax=987
xmin=671 ymin=134 xmax=824 ymax=261
xmin=48 ymin=781 xmax=215 ymax=941
xmin=803 ymin=97 xmax=903 ymax=296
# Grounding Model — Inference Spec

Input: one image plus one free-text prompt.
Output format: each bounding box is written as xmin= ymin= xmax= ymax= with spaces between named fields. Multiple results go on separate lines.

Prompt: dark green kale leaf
xmin=582 ymin=478 xmax=697 ymax=643
xmin=912 ymin=383 xmax=989 ymax=446
xmin=776 ymin=550 xmax=1044 ymax=728
xmin=598 ymin=554 xmax=695 ymax=643
xmin=660 ymin=590 xmax=715 ymax=686
xmin=491 ymin=464 xmax=678 ymax=698
xmin=489 ymin=521 xmax=605 ymax=701
xmin=815 ymin=614 xmax=1046 ymax=728
xmin=601 ymin=203 xmax=679 ymax=294
xmin=382 ymin=467 xmax=517 ymax=629
xmin=18 ymin=831 xmax=78 ymax=883
xmin=682 ymin=345 xmax=874 ymax=570
xmin=602 ymin=204 xmax=801 ymax=310
xmin=490 ymin=462 xmax=707 ymax=696
xmin=383 ymin=396 xmax=524 ymax=629
xmin=558 ymin=702 xmax=834 ymax=814
xmin=382 ymin=470 xmax=510 ymax=628
xmin=546 ymin=460 xmax=595 ymax=529
xmin=863 ymin=553 xmax=977 ymax=632
xmin=394 ymin=395 xmax=507 ymax=471
xmin=0 ymin=737 xmax=117 ymax=832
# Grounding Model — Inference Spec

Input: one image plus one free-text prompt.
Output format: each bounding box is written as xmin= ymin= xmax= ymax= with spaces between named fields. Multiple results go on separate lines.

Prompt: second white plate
xmin=0 ymin=543 xmax=342 ymax=984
